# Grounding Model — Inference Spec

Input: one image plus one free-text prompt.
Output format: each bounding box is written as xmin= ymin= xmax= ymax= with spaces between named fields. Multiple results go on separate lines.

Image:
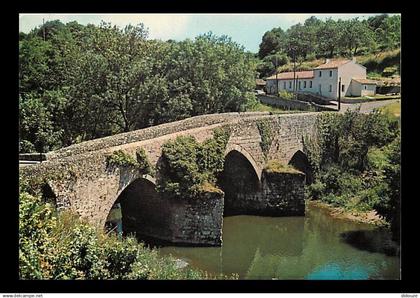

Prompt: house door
xmin=318 ymin=84 xmax=322 ymax=95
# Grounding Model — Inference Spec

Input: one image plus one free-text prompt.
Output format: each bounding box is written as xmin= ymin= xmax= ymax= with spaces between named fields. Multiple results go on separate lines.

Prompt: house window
xmin=310 ymin=81 xmax=313 ymax=88
xmin=304 ymin=81 xmax=307 ymax=88
xmin=299 ymin=81 xmax=301 ymax=89
xmin=329 ymin=85 xmax=332 ymax=92
xmin=329 ymin=70 xmax=332 ymax=77
xmin=283 ymin=82 xmax=286 ymax=89
xmin=319 ymin=71 xmax=322 ymax=77
xmin=342 ymin=84 xmax=345 ymax=92
xmin=364 ymin=85 xmax=367 ymax=90
xmin=289 ymin=81 xmax=292 ymax=88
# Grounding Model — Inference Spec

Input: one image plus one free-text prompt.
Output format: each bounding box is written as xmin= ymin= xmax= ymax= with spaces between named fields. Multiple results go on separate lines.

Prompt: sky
xmin=19 ymin=14 xmax=397 ymax=53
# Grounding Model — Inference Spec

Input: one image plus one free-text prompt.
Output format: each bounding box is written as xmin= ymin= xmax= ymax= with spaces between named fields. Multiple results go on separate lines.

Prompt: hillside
xmin=268 ymin=49 xmax=400 ymax=81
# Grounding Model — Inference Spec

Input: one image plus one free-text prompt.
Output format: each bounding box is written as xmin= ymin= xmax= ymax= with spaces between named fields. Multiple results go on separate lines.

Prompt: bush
xmin=19 ymin=190 xmax=205 ymax=280
xmin=107 ymin=150 xmax=138 ymax=168
xmin=157 ymin=128 xmax=230 ymax=199
xmin=303 ymin=109 xmax=400 ymax=234
xmin=135 ymin=148 xmax=153 ymax=175
xmin=157 ymin=136 xmax=203 ymax=198
xmin=305 ymin=180 xmax=325 ymax=200
xmin=107 ymin=149 xmax=152 ymax=176
xmin=278 ymin=90 xmax=294 ymax=100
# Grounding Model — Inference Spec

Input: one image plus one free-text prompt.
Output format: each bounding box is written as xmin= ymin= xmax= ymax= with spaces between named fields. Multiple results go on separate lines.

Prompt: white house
xmin=265 ymin=58 xmax=377 ymax=100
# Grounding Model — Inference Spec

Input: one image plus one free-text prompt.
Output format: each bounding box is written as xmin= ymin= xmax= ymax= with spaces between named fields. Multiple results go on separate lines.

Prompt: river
xmin=157 ymin=202 xmax=400 ymax=279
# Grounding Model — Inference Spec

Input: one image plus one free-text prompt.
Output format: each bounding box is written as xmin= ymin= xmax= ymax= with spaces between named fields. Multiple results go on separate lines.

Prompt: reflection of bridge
xmin=20 ymin=111 xmax=319 ymax=246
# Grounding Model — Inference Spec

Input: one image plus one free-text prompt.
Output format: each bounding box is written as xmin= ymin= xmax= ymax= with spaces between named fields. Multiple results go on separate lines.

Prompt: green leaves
xmin=157 ymin=127 xmax=230 ymax=199
xmin=106 ymin=149 xmax=153 ymax=176
xmin=258 ymin=15 xmax=400 ymax=62
xmin=19 ymin=23 xmax=256 ymax=153
xmin=304 ymin=110 xmax=400 ymax=238
xmin=19 ymin=189 xmax=205 ymax=280
xmin=157 ymin=136 xmax=204 ymax=198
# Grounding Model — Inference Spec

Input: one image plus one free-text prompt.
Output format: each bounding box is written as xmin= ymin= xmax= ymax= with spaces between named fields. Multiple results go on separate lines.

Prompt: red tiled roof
xmin=352 ymin=78 xmax=377 ymax=85
xmin=314 ymin=59 xmax=351 ymax=69
xmin=266 ymin=70 xmax=314 ymax=80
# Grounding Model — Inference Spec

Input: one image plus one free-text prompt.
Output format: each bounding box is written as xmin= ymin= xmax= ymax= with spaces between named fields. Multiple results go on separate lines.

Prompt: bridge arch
xmin=224 ymin=144 xmax=262 ymax=181
xmin=219 ymin=147 xmax=262 ymax=216
xmin=288 ymin=150 xmax=313 ymax=184
xmin=104 ymin=175 xmax=172 ymax=241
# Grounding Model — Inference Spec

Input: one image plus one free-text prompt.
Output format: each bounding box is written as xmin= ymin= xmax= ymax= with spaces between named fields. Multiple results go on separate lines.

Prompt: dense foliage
xmin=257 ymin=14 xmax=400 ymax=77
xmin=19 ymin=21 xmax=257 ymax=153
xmin=106 ymin=148 xmax=153 ymax=176
xmin=19 ymin=190 xmax=205 ymax=279
xmin=304 ymin=110 xmax=400 ymax=240
xmin=157 ymin=128 xmax=230 ymax=199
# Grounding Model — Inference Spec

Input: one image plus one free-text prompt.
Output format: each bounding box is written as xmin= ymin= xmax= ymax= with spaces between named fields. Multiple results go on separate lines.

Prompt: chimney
xmin=325 ymin=58 xmax=330 ymax=64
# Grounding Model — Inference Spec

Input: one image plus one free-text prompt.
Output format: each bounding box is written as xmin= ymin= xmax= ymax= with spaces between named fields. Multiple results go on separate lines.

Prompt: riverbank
xmin=306 ymin=200 xmax=387 ymax=227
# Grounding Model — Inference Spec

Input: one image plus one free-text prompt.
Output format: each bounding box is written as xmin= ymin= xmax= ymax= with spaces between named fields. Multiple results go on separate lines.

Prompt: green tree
xmin=376 ymin=15 xmax=401 ymax=50
xmin=19 ymin=36 xmax=53 ymax=93
xmin=258 ymin=27 xmax=288 ymax=59
xmin=374 ymin=136 xmax=400 ymax=241
xmin=286 ymin=23 xmax=315 ymax=59
xmin=367 ymin=14 xmax=389 ymax=31
xmin=257 ymin=52 xmax=289 ymax=78
xmin=19 ymin=93 xmax=63 ymax=153
xmin=164 ymin=33 xmax=256 ymax=116
xmin=340 ymin=19 xmax=375 ymax=56
xmin=19 ymin=22 xmax=257 ymax=153
xmin=317 ymin=19 xmax=343 ymax=58
xmin=30 ymin=19 xmax=66 ymax=41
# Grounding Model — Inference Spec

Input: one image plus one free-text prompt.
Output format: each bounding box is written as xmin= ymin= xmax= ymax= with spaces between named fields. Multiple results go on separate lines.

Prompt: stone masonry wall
xmin=20 ymin=111 xmax=319 ymax=246
xmin=46 ymin=112 xmax=271 ymax=161
xmin=266 ymin=113 xmax=317 ymax=164
xmin=170 ymin=192 xmax=224 ymax=246
xmin=119 ymin=184 xmax=224 ymax=246
xmin=223 ymin=170 xmax=306 ymax=217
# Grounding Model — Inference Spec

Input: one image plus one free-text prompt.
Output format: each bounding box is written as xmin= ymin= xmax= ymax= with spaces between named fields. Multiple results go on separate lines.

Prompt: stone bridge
xmin=20 ymin=111 xmax=319 ymax=246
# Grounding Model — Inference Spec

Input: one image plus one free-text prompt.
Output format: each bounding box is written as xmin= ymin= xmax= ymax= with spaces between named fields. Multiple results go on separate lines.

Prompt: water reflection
xmin=158 ymin=203 xmax=400 ymax=279
xmin=340 ymin=230 xmax=399 ymax=256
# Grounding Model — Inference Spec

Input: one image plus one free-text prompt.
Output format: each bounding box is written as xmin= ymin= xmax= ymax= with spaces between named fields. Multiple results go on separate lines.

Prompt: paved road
xmin=326 ymin=99 xmax=400 ymax=114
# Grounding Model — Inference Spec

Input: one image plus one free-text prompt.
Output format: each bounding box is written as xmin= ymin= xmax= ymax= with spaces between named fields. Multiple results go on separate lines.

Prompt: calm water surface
xmin=158 ymin=203 xmax=400 ymax=279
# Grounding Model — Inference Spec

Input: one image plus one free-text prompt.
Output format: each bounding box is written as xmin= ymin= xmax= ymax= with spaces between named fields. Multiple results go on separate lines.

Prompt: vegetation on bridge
xmin=304 ymin=110 xmax=400 ymax=240
xmin=157 ymin=127 xmax=231 ymax=199
xmin=106 ymin=148 xmax=153 ymax=176
xmin=256 ymin=119 xmax=274 ymax=158
xmin=264 ymin=160 xmax=301 ymax=174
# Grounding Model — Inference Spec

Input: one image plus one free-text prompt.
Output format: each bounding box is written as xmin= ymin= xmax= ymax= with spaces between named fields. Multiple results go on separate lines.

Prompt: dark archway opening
xmin=41 ymin=183 xmax=57 ymax=208
xmin=218 ymin=150 xmax=261 ymax=216
xmin=288 ymin=150 xmax=313 ymax=185
xmin=105 ymin=178 xmax=172 ymax=247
